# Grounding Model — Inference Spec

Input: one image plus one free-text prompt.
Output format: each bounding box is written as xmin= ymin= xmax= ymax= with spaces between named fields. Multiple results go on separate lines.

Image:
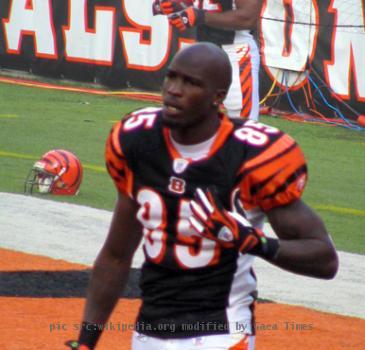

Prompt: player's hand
xmin=189 ymin=186 xmax=267 ymax=254
xmin=152 ymin=0 xmax=190 ymax=15
xmin=65 ymin=340 xmax=91 ymax=350
xmin=168 ymin=7 xmax=205 ymax=31
xmin=152 ymin=0 xmax=163 ymax=15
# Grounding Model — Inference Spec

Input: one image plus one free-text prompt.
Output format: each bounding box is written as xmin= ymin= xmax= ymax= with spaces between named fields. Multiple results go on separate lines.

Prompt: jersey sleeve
xmin=105 ymin=120 xmax=134 ymax=196
xmin=238 ymin=133 xmax=308 ymax=212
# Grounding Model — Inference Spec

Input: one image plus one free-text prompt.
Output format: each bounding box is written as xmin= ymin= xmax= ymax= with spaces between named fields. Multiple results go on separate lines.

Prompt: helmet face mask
xmin=24 ymin=149 xmax=83 ymax=196
xmin=34 ymin=171 xmax=55 ymax=194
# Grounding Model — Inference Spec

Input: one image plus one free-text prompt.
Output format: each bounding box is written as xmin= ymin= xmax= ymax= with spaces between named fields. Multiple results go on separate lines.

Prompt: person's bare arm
xmin=265 ymin=199 xmax=339 ymax=279
xmin=204 ymin=0 xmax=263 ymax=30
xmin=82 ymin=193 xmax=142 ymax=323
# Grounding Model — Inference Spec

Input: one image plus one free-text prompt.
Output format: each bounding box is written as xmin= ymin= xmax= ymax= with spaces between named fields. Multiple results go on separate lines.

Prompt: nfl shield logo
xmin=173 ymin=158 xmax=189 ymax=174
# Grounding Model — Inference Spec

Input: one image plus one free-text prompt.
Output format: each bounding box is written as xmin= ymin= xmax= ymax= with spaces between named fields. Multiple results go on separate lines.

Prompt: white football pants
xmin=222 ymin=38 xmax=260 ymax=121
xmin=132 ymin=332 xmax=255 ymax=350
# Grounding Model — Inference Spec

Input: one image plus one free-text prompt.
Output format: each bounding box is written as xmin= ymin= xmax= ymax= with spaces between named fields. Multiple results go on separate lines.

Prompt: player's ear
xmin=213 ymin=89 xmax=228 ymax=107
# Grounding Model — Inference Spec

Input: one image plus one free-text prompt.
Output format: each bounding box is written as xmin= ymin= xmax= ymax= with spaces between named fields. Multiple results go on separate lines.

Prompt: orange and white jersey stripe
xmin=237 ymin=133 xmax=307 ymax=212
xmin=105 ymin=119 xmax=134 ymax=197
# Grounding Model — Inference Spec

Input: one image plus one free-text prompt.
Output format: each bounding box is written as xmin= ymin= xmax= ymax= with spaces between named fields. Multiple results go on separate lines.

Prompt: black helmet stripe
xmin=56 ymin=149 xmax=81 ymax=188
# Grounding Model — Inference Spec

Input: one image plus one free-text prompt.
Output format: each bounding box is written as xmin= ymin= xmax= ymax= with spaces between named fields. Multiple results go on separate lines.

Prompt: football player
xmin=66 ymin=43 xmax=338 ymax=350
xmin=153 ymin=0 xmax=262 ymax=121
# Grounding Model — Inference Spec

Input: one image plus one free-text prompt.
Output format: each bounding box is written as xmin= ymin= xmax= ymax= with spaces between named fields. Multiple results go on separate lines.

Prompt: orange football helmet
xmin=24 ymin=149 xmax=83 ymax=195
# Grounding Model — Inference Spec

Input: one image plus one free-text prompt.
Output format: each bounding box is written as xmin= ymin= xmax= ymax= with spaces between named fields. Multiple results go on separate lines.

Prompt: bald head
xmin=171 ymin=42 xmax=232 ymax=91
xmin=162 ymin=42 xmax=232 ymax=139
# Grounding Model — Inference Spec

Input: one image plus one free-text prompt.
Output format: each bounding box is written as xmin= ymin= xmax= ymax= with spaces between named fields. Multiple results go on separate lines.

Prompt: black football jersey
xmin=194 ymin=0 xmax=235 ymax=45
xmin=105 ymin=107 xmax=307 ymax=337
xmin=193 ymin=0 xmax=254 ymax=46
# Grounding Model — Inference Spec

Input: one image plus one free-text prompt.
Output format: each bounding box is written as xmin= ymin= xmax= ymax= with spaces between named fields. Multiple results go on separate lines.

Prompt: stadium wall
xmin=0 ymin=0 xmax=364 ymax=120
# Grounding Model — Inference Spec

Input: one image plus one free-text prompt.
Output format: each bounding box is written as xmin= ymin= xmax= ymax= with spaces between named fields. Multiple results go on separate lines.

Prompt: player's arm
xmin=233 ymin=125 xmax=338 ymax=280
xmin=189 ymin=187 xmax=337 ymax=280
xmin=83 ymin=193 xmax=142 ymax=323
xmin=66 ymin=121 xmax=142 ymax=349
xmin=70 ymin=193 xmax=142 ymax=349
xmin=203 ymin=0 xmax=263 ymax=31
xmin=263 ymin=199 xmax=339 ymax=279
xmin=163 ymin=0 xmax=262 ymax=32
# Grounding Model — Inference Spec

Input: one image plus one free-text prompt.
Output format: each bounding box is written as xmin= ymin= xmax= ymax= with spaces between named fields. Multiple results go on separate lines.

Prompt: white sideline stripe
xmin=0 ymin=192 xmax=364 ymax=319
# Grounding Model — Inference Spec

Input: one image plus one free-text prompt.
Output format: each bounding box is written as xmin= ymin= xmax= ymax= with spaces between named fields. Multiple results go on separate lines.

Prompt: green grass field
xmin=0 ymin=82 xmax=364 ymax=254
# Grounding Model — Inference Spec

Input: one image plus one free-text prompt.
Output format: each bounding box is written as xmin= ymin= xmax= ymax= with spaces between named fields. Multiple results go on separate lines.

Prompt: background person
xmin=153 ymin=0 xmax=262 ymax=120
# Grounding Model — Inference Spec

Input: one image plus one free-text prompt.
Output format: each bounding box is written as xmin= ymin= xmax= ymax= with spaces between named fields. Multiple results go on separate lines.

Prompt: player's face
xmin=162 ymin=57 xmax=217 ymax=130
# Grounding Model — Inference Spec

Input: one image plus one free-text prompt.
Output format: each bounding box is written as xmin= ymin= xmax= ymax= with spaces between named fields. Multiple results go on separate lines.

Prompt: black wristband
xmin=195 ymin=9 xmax=205 ymax=25
xmin=250 ymin=237 xmax=279 ymax=260
xmin=78 ymin=322 xmax=103 ymax=349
